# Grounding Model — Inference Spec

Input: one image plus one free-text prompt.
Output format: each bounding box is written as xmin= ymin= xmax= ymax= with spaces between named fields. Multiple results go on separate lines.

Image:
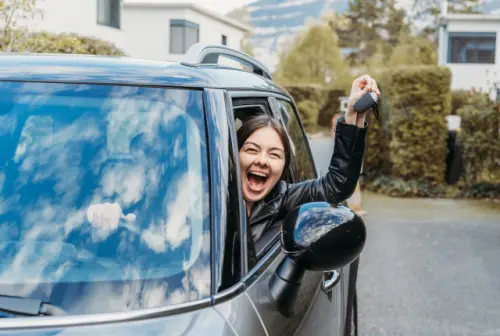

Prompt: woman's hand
xmin=345 ymin=74 xmax=381 ymax=128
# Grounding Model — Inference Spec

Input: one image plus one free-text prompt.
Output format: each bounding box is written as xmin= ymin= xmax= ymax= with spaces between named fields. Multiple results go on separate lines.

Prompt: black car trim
xmin=202 ymin=89 xmax=218 ymax=300
xmin=223 ymin=92 xmax=249 ymax=276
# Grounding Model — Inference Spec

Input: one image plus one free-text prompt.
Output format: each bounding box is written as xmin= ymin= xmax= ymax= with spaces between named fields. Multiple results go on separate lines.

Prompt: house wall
xmin=17 ymin=0 xmax=248 ymax=64
xmin=123 ymin=5 xmax=246 ymax=62
xmin=439 ymin=17 xmax=500 ymax=100
xmin=22 ymin=0 xmax=127 ymax=52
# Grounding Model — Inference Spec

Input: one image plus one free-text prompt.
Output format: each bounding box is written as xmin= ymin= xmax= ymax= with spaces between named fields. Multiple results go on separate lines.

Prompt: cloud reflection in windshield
xmin=0 ymin=82 xmax=211 ymax=314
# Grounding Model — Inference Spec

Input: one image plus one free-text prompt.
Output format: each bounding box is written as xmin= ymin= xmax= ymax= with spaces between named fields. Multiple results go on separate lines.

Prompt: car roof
xmin=0 ymin=53 xmax=288 ymax=95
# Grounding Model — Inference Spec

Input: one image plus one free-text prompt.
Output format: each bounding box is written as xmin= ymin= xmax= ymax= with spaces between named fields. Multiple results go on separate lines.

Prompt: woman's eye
xmin=270 ymin=153 xmax=282 ymax=159
xmin=246 ymin=148 xmax=257 ymax=153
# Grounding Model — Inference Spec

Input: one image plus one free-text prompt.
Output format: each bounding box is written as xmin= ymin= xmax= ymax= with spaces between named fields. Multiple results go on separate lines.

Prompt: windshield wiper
xmin=0 ymin=295 xmax=67 ymax=317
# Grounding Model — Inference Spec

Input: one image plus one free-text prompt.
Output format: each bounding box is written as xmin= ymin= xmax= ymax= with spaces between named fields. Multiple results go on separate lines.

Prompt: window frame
xmin=169 ymin=19 xmax=200 ymax=54
xmin=96 ymin=0 xmax=121 ymax=29
xmin=447 ymin=31 xmax=497 ymax=64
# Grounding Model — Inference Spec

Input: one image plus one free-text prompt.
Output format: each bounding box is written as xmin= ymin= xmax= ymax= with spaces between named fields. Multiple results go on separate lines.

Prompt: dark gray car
xmin=0 ymin=44 xmax=365 ymax=335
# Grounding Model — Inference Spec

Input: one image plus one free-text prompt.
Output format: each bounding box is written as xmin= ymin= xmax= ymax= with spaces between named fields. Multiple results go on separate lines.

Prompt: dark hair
xmin=237 ymin=114 xmax=291 ymax=179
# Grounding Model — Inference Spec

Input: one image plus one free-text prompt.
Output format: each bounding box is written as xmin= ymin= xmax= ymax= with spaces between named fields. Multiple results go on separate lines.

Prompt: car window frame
xmin=223 ymin=91 xmax=315 ymax=285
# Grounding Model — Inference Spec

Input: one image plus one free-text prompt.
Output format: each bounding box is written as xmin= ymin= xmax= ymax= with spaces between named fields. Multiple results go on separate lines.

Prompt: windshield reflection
xmin=0 ymin=81 xmax=211 ymax=315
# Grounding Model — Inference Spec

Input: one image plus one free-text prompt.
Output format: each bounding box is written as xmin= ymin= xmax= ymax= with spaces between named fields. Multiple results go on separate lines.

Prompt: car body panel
xmin=0 ymin=54 xmax=287 ymax=95
xmin=0 ymin=306 xmax=235 ymax=336
xmin=0 ymin=52 xmax=358 ymax=336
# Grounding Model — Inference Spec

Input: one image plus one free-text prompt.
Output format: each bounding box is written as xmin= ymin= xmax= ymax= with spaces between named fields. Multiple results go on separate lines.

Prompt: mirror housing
xmin=269 ymin=202 xmax=366 ymax=317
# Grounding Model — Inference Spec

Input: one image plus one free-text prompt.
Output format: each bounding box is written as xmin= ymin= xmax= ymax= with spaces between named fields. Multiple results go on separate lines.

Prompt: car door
xmin=268 ymin=96 xmax=345 ymax=336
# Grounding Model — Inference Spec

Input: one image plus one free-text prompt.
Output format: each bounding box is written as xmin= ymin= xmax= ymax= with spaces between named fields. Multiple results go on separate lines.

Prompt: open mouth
xmin=247 ymin=171 xmax=269 ymax=191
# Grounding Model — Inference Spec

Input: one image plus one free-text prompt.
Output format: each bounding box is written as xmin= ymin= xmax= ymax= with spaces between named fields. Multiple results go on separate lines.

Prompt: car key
xmin=353 ymin=91 xmax=379 ymax=120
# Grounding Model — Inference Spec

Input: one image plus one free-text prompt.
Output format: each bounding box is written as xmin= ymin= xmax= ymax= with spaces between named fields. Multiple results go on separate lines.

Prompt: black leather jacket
xmin=248 ymin=117 xmax=368 ymax=241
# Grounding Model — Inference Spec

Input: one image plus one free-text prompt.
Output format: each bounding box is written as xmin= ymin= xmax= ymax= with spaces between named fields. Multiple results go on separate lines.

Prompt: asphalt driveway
xmin=309 ymin=137 xmax=500 ymax=336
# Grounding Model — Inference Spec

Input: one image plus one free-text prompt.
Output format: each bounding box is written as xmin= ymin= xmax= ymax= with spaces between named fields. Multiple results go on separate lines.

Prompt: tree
xmin=388 ymin=33 xmax=437 ymax=66
xmin=273 ymin=22 xmax=351 ymax=90
xmin=0 ymin=0 xmax=44 ymax=52
xmin=335 ymin=0 xmax=411 ymax=66
xmin=411 ymin=0 xmax=482 ymax=39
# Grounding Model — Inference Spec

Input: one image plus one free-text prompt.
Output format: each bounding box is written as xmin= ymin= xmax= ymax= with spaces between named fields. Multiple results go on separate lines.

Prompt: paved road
xmin=309 ymin=137 xmax=500 ymax=336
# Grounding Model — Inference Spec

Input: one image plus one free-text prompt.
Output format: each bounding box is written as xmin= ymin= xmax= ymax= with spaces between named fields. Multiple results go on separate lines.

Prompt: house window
xmin=97 ymin=0 xmax=121 ymax=29
xmin=170 ymin=19 xmax=199 ymax=54
xmin=222 ymin=35 xmax=227 ymax=46
xmin=448 ymin=32 xmax=496 ymax=64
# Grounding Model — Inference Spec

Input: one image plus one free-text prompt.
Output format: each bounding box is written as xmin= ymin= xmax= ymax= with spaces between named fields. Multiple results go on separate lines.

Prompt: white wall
xmin=22 ymin=0 xmax=126 ymax=52
xmin=440 ymin=17 xmax=500 ymax=99
xmin=123 ymin=5 xmax=246 ymax=62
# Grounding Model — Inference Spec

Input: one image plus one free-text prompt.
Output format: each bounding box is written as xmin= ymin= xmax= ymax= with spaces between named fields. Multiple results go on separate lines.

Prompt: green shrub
xmin=284 ymin=84 xmax=325 ymax=131
xmin=384 ymin=65 xmax=451 ymax=184
xmin=296 ymin=99 xmax=320 ymax=132
xmin=366 ymin=175 xmax=448 ymax=198
xmin=0 ymin=30 xmax=126 ymax=56
xmin=364 ymin=79 xmax=391 ymax=180
xmin=451 ymin=90 xmax=470 ymax=115
xmin=317 ymin=88 xmax=345 ymax=128
xmin=457 ymin=93 xmax=500 ymax=185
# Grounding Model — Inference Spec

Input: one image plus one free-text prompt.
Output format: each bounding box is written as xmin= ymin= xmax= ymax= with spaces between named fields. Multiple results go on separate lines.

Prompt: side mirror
xmin=269 ymin=202 xmax=366 ymax=317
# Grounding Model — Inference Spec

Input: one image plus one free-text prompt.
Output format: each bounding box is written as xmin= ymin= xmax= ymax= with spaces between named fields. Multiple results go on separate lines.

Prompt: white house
xmin=438 ymin=11 xmax=500 ymax=101
xmin=22 ymin=0 xmax=250 ymax=62
xmin=123 ymin=1 xmax=249 ymax=61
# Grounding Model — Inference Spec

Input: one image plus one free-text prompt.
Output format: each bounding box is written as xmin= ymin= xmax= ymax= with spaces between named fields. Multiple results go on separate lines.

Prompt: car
xmin=0 ymin=43 xmax=366 ymax=335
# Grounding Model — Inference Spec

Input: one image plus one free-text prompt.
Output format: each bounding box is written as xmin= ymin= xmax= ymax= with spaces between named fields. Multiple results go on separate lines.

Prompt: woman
xmin=238 ymin=75 xmax=380 ymax=241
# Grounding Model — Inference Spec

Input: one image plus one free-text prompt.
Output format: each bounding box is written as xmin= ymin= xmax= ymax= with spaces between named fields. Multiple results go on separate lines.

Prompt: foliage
xmin=451 ymin=90 xmax=471 ymax=114
xmin=296 ymin=99 xmax=321 ymax=132
xmin=317 ymin=88 xmax=346 ymax=128
xmin=274 ymin=22 xmax=348 ymax=87
xmin=456 ymin=93 xmax=500 ymax=185
xmin=384 ymin=65 xmax=452 ymax=184
xmin=365 ymin=175 xmax=448 ymax=198
xmin=0 ymin=30 xmax=126 ymax=55
xmin=337 ymin=0 xmax=411 ymax=66
xmin=0 ymin=0 xmax=43 ymax=51
xmin=388 ymin=33 xmax=437 ymax=66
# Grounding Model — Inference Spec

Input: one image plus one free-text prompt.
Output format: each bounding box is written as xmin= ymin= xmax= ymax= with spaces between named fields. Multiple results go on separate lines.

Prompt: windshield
xmin=0 ymin=81 xmax=210 ymax=316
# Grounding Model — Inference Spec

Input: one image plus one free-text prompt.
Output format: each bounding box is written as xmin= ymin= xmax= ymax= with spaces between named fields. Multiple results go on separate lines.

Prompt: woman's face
xmin=239 ymin=126 xmax=286 ymax=205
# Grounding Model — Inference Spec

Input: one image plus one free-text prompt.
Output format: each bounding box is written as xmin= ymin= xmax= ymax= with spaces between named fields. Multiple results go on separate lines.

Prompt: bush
xmin=0 ymin=30 xmax=126 ymax=56
xmin=296 ymin=99 xmax=320 ymax=132
xmin=451 ymin=90 xmax=470 ymax=115
xmin=364 ymin=80 xmax=391 ymax=180
xmin=384 ymin=65 xmax=451 ymax=184
xmin=457 ymin=93 xmax=500 ymax=186
xmin=366 ymin=175 xmax=448 ymax=198
xmin=317 ymin=88 xmax=345 ymax=128
xmin=284 ymin=84 xmax=325 ymax=131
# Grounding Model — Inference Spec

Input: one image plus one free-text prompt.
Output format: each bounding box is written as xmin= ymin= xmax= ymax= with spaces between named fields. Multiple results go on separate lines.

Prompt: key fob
xmin=353 ymin=92 xmax=380 ymax=120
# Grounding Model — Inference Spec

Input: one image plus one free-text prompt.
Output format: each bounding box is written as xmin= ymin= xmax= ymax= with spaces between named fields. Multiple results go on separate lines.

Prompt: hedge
xmin=457 ymin=93 xmax=500 ymax=192
xmin=284 ymin=84 xmax=325 ymax=132
xmin=317 ymin=88 xmax=345 ymax=128
xmin=384 ymin=65 xmax=451 ymax=184
xmin=0 ymin=30 xmax=126 ymax=56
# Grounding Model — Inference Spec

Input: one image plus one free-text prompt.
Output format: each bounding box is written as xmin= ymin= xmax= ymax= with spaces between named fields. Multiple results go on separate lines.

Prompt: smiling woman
xmin=0 ymin=81 xmax=211 ymax=315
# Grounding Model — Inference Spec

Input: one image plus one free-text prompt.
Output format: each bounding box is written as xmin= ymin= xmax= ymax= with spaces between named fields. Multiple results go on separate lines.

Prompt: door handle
xmin=321 ymin=270 xmax=341 ymax=294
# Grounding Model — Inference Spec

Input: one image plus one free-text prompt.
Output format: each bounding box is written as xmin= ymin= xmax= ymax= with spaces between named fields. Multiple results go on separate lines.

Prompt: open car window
xmin=0 ymin=81 xmax=210 ymax=316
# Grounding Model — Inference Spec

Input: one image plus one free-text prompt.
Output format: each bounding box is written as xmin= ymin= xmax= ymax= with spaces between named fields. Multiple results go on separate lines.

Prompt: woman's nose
xmin=254 ymin=152 xmax=269 ymax=167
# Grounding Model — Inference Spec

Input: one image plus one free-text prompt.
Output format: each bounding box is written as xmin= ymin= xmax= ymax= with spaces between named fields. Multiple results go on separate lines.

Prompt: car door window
xmin=274 ymin=99 xmax=317 ymax=181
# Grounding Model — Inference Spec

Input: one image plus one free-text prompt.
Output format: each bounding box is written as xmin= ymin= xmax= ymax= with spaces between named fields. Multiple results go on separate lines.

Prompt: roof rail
xmin=182 ymin=43 xmax=273 ymax=80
